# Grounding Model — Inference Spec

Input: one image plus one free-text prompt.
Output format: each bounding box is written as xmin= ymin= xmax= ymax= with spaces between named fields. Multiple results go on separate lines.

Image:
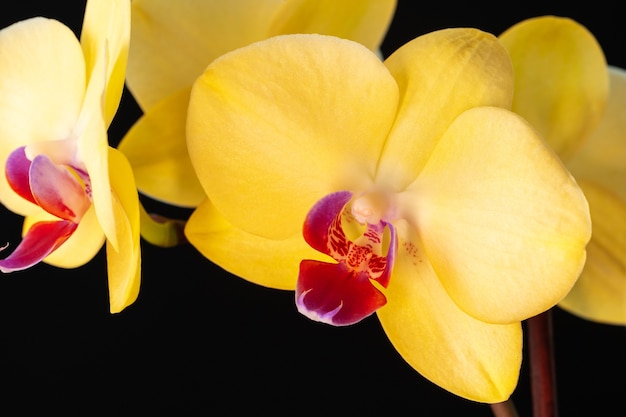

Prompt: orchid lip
xmin=296 ymin=190 xmax=398 ymax=326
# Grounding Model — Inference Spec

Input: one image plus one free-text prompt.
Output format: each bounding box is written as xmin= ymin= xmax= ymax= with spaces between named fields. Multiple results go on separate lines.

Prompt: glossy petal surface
xmin=378 ymin=28 xmax=514 ymax=189
xmin=378 ymin=225 xmax=522 ymax=402
xmin=81 ymin=0 xmax=130 ymax=125
xmin=185 ymin=198 xmax=328 ymax=290
xmin=127 ymin=0 xmax=283 ymax=110
xmin=558 ymin=181 xmax=626 ymax=324
xmin=0 ymin=18 xmax=85 ymax=214
xmin=105 ymin=148 xmax=141 ymax=313
xmin=499 ymin=16 xmax=608 ymax=161
xmin=188 ymin=35 xmax=398 ymax=240
xmin=410 ymin=107 xmax=590 ymax=324
xmin=270 ymin=0 xmax=396 ymax=51
xmin=117 ymin=89 xmax=204 ymax=207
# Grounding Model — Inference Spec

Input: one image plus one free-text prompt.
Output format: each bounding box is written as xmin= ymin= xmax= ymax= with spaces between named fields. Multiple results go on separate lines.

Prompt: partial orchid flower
xmin=184 ymin=31 xmax=591 ymax=402
xmin=0 ymin=0 xmax=141 ymax=313
xmin=500 ymin=16 xmax=626 ymax=325
xmin=118 ymin=0 xmax=397 ymax=208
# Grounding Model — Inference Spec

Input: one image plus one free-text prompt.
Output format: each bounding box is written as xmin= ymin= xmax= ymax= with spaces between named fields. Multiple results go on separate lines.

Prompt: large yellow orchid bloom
xmin=0 ymin=0 xmax=141 ymax=313
xmin=118 ymin=0 xmax=397 ymax=208
xmin=500 ymin=16 xmax=626 ymax=325
xmin=184 ymin=31 xmax=591 ymax=402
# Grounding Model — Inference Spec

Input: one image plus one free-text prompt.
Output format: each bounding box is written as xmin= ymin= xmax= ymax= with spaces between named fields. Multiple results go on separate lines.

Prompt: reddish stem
xmin=527 ymin=309 xmax=558 ymax=417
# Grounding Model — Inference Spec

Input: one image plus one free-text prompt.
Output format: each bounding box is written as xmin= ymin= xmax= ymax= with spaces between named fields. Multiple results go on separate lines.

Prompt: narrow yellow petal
xmin=127 ymin=0 xmax=283 ymax=110
xmin=81 ymin=0 xmax=130 ymax=126
xmin=187 ymin=34 xmax=398 ymax=240
xmin=559 ymin=181 xmax=626 ymax=325
xmin=24 ymin=206 xmax=105 ymax=268
xmin=567 ymin=67 xmax=626 ymax=202
xmin=270 ymin=0 xmax=396 ymax=51
xmin=378 ymin=224 xmax=522 ymax=403
xmin=0 ymin=18 xmax=85 ymax=214
xmin=185 ymin=199 xmax=330 ymax=290
xmin=106 ymin=148 xmax=141 ymax=313
xmin=409 ymin=107 xmax=590 ymax=324
xmin=377 ymin=28 xmax=515 ymax=189
xmin=118 ymin=88 xmax=205 ymax=208
xmin=499 ymin=16 xmax=609 ymax=161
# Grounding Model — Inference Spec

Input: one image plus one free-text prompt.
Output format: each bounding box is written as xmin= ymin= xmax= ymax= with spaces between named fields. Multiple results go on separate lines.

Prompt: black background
xmin=1 ymin=1 xmax=624 ymax=415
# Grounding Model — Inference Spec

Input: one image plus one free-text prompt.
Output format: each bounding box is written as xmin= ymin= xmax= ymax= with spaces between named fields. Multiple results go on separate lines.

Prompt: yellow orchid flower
xmin=118 ymin=0 xmax=397 ymax=208
xmin=184 ymin=31 xmax=591 ymax=402
xmin=500 ymin=16 xmax=626 ymax=325
xmin=0 ymin=0 xmax=141 ymax=313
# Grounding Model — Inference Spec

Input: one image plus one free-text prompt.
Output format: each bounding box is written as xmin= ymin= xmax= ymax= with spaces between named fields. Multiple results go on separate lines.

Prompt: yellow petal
xmin=187 ymin=34 xmax=398 ymax=240
xmin=23 ymin=206 xmax=105 ymax=268
xmin=499 ymin=16 xmax=609 ymax=161
xmin=127 ymin=0 xmax=284 ymax=110
xmin=408 ymin=106 xmax=590 ymax=324
xmin=118 ymin=88 xmax=205 ymax=207
xmin=378 ymin=224 xmax=522 ymax=403
xmin=185 ymin=199 xmax=330 ymax=290
xmin=567 ymin=67 xmax=626 ymax=202
xmin=81 ymin=0 xmax=130 ymax=126
xmin=105 ymin=148 xmax=141 ymax=313
xmin=377 ymin=28 xmax=515 ymax=189
xmin=270 ymin=0 xmax=396 ymax=51
xmin=559 ymin=180 xmax=626 ymax=325
xmin=0 ymin=18 xmax=85 ymax=214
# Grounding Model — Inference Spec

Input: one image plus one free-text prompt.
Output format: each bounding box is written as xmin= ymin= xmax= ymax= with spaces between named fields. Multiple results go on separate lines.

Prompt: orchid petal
xmin=0 ymin=18 xmax=85 ymax=214
xmin=302 ymin=190 xmax=353 ymax=255
xmin=270 ymin=0 xmax=396 ymax=51
xmin=558 ymin=180 xmax=626 ymax=325
xmin=187 ymin=34 xmax=398 ymax=240
xmin=5 ymin=147 xmax=35 ymax=205
xmin=0 ymin=220 xmax=77 ymax=272
xmin=499 ymin=16 xmax=609 ymax=161
xmin=118 ymin=88 xmax=205 ymax=207
xmin=81 ymin=0 xmax=130 ymax=125
xmin=127 ymin=0 xmax=284 ymax=110
xmin=567 ymin=67 xmax=626 ymax=201
xmin=28 ymin=154 xmax=90 ymax=222
xmin=185 ymin=198 xmax=329 ymax=290
xmin=24 ymin=206 xmax=105 ymax=269
xmin=377 ymin=225 xmax=522 ymax=403
xmin=377 ymin=28 xmax=514 ymax=189
xmin=105 ymin=148 xmax=141 ymax=313
xmin=297 ymin=260 xmax=386 ymax=326
xmin=410 ymin=106 xmax=590 ymax=324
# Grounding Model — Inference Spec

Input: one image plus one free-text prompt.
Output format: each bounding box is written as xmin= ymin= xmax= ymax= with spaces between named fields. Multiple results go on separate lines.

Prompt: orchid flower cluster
xmin=0 ymin=0 xmax=624 ymax=414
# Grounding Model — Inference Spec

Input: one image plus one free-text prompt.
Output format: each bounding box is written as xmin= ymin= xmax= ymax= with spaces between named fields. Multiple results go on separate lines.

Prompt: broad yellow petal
xmin=81 ymin=0 xmax=130 ymax=126
xmin=270 ymin=0 xmax=396 ymax=51
xmin=377 ymin=28 xmax=514 ymax=189
xmin=559 ymin=181 xmax=626 ymax=325
xmin=187 ymin=34 xmax=398 ymax=240
xmin=118 ymin=88 xmax=205 ymax=207
xmin=127 ymin=0 xmax=283 ymax=110
xmin=185 ymin=199 xmax=330 ymax=290
xmin=409 ymin=107 xmax=590 ymax=324
xmin=0 ymin=18 xmax=85 ymax=214
xmin=106 ymin=148 xmax=141 ymax=313
xmin=567 ymin=67 xmax=626 ymax=202
xmin=499 ymin=16 xmax=608 ymax=161
xmin=378 ymin=223 xmax=522 ymax=403
xmin=23 ymin=205 xmax=105 ymax=268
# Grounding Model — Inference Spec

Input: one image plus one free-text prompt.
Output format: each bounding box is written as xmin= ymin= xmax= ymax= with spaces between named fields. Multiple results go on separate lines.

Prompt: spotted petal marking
xmin=297 ymin=191 xmax=397 ymax=326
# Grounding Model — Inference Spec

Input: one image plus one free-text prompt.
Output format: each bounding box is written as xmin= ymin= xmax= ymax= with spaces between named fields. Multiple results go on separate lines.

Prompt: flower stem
xmin=490 ymin=399 xmax=520 ymax=417
xmin=527 ymin=309 xmax=558 ymax=417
